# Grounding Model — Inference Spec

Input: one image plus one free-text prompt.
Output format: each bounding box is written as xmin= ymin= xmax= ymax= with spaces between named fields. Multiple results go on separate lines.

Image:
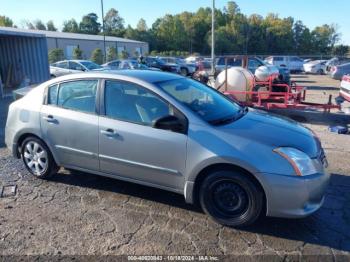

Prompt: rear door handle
xmin=101 ymin=129 xmax=119 ymax=137
xmin=43 ymin=115 xmax=57 ymax=123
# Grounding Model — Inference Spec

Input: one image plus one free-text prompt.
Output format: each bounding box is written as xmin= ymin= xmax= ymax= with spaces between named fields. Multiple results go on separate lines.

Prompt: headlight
xmin=273 ymin=147 xmax=317 ymax=176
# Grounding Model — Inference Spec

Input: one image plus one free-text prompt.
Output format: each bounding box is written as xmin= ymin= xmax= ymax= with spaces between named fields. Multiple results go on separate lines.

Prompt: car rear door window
xmin=104 ymin=80 xmax=171 ymax=126
xmin=56 ymin=61 xmax=68 ymax=69
xmin=56 ymin=80 xmax=98 ymax=113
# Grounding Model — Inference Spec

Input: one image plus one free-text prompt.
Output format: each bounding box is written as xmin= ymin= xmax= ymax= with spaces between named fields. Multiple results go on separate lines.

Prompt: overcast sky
xmin=2 ymin=0 xmax=349 ymax=45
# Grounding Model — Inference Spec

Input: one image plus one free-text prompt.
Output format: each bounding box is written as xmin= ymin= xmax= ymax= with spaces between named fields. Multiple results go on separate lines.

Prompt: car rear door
xmin=98 ymin=79 xmax=187 ymax=190
xmin=40 ymin=79 xmax=100 ymax=171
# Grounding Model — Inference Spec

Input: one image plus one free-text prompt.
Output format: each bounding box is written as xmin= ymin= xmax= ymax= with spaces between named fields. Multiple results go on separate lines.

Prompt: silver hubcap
xmin=23 ymin=141 xmax=48 ymax=176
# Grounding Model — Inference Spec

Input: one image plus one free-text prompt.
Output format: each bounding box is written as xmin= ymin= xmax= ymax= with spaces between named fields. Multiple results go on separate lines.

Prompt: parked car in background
xmin=50 ymin=60 xmax=105 ymax=77
xmin=303 ymin=60 xmax=327 ymax=75
xmin=159 ymin=57 xmax=197 ymax=76
xmin=340 ymin=74 xmax=350 ymax=102
xmin=102 ymin=60 xmax=121 ymax=70
xmin=264 ymin=56 xmax=304 ymax=73
xmin=144 ymin=57 xmax=180 ymax=74
xmin=330 ymin=63 xmax=350 ymax=80
xmin=5 ymin=70 xmax=329 ymax=227
xmin=215 ymin=56 xmax=290 ymax=84
xmin=325 ymin=57 xmax=350 ymax=73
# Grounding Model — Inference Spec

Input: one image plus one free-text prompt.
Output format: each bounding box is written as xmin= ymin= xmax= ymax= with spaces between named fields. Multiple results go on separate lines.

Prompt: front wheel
xmin=199 ymin=170 xmax=264 ymax=227
xmin=21 ymin=137 xmax=58 ymax=179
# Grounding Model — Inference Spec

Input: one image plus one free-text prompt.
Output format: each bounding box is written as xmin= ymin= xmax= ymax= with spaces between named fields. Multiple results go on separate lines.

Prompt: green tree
xmin=137 ymin=18 xmax=148 ymax=31
xmin=119 ymin=50 xmax=129 ymax=59
xmin=104 ymin=8 xmax=125 ymax=36
xmin=90 ymin=48 xmax=103 ymax=64
xmin=24 ymin=20 xmax=35 ymax=30
xmin=332 ymin=45 xmax=349 ymax=57
xmin=106 ymin=47 xmax=117 ymax=61
xmin=312 ymin=24 xmax=340 ymax=54
xmin=62 ymin=19 xmax=79 ymax=33
xmin=73 ymin=46 xmax=83 ymax=59
xmin=0 ymin=15 xmax=14 ymax=27
xmin=33 ymin=19 xmax=46 ymax=30
xmin=48 ymin=48 xmax=64 ymax=63
xmin=79 ymin=13 xmax=101 ymax=35
xmin=46 ymin=20 xmax=57 ymax=31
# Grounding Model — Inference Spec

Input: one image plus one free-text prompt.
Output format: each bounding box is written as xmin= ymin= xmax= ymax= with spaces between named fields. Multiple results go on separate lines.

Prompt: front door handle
xmin=43 ymin=115 xmax=57 ymax=123
xmin=101 ymin=129 xmax=119 ymax=137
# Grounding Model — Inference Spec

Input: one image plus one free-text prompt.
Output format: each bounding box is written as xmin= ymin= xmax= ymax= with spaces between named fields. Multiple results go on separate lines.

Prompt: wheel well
xmin=16 ymin=133 xmax=44 ymax=158
xmin=192 ymin=163 xmax=266 ymax=211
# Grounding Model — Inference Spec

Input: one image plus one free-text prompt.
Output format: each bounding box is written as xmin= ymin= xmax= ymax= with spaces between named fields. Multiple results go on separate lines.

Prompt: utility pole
xmin=211 ymin=0 xmax=215 ymax=75
xmin=101 ymin=0 xmax=107 ymax=63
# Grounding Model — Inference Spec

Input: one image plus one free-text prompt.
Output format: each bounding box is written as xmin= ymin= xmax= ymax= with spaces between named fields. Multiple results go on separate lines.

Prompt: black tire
xmin=317 ymin=69 xmax=324 ymax=75
xmin=21 ymin=137 xmax=58 ymax=179
xmin=180 ymin=68 xmax=189 ymax=76
xmin=199 ymin=170 xmax=264 ymax=227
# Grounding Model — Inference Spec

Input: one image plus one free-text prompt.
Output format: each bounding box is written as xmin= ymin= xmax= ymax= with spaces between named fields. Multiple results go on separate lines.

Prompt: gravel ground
xmin=0 ymin=75 xmax=349 ymax=259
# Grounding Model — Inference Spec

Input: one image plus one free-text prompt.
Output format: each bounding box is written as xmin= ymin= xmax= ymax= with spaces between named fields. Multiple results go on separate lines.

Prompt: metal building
xmin=0 ymin=26 xmax=149 ymax=60
xmin=44 ymin=31 xmax=149 ymax=59
xmin=0 ymin=27 xmax=50 ymax=89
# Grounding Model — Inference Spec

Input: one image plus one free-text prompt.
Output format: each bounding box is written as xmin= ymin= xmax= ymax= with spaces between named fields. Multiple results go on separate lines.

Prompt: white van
xmin=265 ymin=56 xmax=304 ymax=72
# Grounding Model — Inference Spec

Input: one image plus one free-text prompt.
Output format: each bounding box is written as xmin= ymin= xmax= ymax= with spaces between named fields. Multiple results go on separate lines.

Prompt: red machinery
xmin=217 ymin=74 xmax=340 ymax=113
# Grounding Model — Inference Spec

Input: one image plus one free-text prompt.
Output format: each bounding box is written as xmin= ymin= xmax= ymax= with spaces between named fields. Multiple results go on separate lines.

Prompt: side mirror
xmin=153 ymin=115 xmax=185 ymax=133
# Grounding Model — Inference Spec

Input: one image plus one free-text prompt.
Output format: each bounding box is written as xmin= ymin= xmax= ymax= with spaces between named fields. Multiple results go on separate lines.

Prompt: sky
xmin=1 ymin=0 xmax=349 ymax=45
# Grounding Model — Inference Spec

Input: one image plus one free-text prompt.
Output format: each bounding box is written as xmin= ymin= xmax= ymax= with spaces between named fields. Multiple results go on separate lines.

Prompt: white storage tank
xmin=215 ymin=67 xmax=255 ymax=102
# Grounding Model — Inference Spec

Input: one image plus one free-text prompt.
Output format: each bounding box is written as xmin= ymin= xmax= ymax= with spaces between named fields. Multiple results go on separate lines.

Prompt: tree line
xmin=1 ymin=1 xmax=349 ymax=57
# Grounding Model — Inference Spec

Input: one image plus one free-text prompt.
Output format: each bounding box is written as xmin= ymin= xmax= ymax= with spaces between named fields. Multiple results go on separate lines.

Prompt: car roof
xmin=50 ymin=70 xmax=183 ymax=84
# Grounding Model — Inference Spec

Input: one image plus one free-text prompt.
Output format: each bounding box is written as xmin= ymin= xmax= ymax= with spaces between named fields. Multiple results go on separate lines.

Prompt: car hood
xmin=219 ymin=109 xmax=319 ymax=158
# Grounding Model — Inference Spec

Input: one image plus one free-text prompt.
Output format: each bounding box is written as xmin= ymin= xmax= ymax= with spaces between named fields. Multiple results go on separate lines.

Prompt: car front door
xmin=40 ymin=79 xmax=100 ymax=171
xmin=98 ymin=79 xmax=187 ymax=190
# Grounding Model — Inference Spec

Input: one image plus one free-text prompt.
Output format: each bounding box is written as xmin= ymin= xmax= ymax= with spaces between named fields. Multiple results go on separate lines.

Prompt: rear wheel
xmin=180 ymin=68 xmax=189 ymax=76
xmin=199 ymin=170 xmax=263 ymax=227
xmin=21 ymin=137 xmax=58 ymax=179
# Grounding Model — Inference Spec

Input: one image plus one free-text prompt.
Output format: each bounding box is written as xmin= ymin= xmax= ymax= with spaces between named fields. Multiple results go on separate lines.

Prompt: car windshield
xmin=156 ymin=78 xmax=244 ymax=125
xmin=255 ymin=57 xmax=269 ymax=66
xmin=79 ymin=61 xmax=103 ymax=70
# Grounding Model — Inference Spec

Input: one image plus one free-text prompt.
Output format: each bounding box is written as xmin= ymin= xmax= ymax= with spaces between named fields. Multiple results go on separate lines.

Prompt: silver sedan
xmin=5 ymin=71 xmax=329 ymax=227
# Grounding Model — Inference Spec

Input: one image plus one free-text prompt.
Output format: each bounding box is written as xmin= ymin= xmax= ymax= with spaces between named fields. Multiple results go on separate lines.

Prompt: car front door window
xmin=104 ymin=80 xmax=171 ymax=126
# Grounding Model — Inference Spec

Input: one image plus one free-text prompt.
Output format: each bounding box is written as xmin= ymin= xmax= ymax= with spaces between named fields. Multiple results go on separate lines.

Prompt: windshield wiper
xmin=209 ymin=107 xmax=249 ymax=126
xmin=209 ymin=116 xmax=236 ymax=126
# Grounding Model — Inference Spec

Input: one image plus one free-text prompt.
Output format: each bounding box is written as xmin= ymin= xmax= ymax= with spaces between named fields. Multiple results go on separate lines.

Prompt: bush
xmin=107 ymin=47 xmax=117 ymax=62
xmin=118 ymin=50 xmax=129 ymax=59
xmin=73 ymin=47 xmax=83 ymax=59
xmin=48 ymin=48 xmax=64 ymax=63
xmin=90 ymin=48 xmax=104 ymax=64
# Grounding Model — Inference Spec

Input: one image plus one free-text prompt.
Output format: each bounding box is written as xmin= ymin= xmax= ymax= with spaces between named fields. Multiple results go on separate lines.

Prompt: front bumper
xmin=259 ymin=170 xmax=330 ymax=218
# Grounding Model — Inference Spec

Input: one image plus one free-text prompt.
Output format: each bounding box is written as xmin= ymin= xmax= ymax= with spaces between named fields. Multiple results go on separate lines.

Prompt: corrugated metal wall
xmin=0 ymin=35 xmax=50 ymax=87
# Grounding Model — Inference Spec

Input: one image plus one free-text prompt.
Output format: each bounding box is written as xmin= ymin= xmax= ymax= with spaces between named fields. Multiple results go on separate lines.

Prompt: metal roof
xmin=0 ymin=26 xmax=146 ymax=44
